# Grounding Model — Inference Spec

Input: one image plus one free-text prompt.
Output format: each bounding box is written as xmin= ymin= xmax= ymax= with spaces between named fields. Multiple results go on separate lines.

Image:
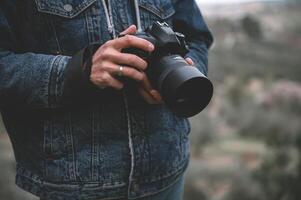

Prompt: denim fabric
xmin=137 ymin=174 xmax=185 ymax=200
xmin=41 ymin=174 xmax=184 ymax=200
xmin=0 ymin=0 xmax=212 ymax=199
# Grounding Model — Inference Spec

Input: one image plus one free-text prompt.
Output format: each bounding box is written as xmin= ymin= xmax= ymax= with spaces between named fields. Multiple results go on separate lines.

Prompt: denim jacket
xmin=0 ymin=0 xmax=213 ymax=199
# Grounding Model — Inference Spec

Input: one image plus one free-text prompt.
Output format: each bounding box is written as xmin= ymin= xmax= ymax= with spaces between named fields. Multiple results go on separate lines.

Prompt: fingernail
xmin=150 ymin=90 xmax=160 ymax=100
xmin=149 ymin=90 xmax=155 ymax=97
xmin=148 ymin=44 xmax=154 ymax=51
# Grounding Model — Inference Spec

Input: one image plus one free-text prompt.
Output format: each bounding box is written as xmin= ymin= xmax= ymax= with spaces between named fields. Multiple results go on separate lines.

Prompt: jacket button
xmin=63 ymin=4 xmax=73 ymax=12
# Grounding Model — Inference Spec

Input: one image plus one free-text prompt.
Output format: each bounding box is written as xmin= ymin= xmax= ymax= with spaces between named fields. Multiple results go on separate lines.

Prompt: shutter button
xmin=63 ymin=4 xmax=73 ymax=12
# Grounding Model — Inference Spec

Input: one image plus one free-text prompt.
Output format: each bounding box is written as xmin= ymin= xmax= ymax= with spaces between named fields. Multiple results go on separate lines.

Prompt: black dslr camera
xmin=123 ymin=21 xmax=213 ymax=118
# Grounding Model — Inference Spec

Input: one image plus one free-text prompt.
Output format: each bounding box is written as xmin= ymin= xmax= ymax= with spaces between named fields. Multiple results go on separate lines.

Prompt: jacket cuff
xmin=185 ymin=41 xmax=209 ymax=76
xmin=60 ymin=44 xmax=101 ymax=106
xmin=185 ymin=50 xmax=207 ymax=76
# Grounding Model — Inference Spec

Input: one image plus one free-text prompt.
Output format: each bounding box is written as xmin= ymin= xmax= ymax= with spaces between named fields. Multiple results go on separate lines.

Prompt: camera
xmin=122 ymin=21 xmax=213 ymax=118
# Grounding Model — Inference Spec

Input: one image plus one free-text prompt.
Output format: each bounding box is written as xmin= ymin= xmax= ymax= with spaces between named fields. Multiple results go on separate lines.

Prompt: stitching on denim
xmin=55 ymin=56 xmax=64 ymax=104
xmin=17 ymin=168 xmax=127 ymax=188
xmin=91 ymin=107 xmax=99 ymax=181
xmin=141 ymin=159 xmax=188 ymax=183
xmin=66 ymin=113 xmax=77 ymax=181
xmin=34 ymin=0 xmax=97 ymax=18
xmin=139 ymin=2 xmax=175 ymax=19
xmin=43 ymin=119 xmax=52 ymax=178
xmin=91 ymin=108 xmax=95 ymax=180
xmin=128 ymin=173 xmax=185 ymax=200
xmin=49 ymin=18 xmax=62 ymax=54
xmin=48 ymin=55 xmax=60 ymax=108
xmin=16 ymin=174 xmax=125 ymax=200
xmin=84 ymin=5 xmax=94 ymax=44
xmin=43 ymin=181 xmax=127 ymax=189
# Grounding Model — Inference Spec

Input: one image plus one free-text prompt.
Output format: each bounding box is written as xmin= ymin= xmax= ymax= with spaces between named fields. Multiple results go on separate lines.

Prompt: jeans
xmin=40 ymin=175 xmax=184 ymax=200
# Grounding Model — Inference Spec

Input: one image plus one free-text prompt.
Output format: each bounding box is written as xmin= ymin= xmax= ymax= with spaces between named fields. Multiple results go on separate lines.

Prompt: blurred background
xmin=1 ymin=0 xmax=301 ymax=199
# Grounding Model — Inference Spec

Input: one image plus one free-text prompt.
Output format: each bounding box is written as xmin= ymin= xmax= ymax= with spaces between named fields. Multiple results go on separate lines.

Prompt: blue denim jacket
xmin=0 ymin=0 xmax=213 ymax=199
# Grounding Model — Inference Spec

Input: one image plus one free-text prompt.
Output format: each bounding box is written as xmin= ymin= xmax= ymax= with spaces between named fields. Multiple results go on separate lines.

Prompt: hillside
xmin=186 ymin=2 xmax=301 ymax=200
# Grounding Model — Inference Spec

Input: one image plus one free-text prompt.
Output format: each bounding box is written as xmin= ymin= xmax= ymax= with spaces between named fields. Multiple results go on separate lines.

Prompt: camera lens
xmin=151 ymin=55 xmax=213 ymax=118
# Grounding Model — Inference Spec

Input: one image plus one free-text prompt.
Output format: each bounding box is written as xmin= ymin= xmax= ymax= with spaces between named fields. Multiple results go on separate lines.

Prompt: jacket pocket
xmin=43 ymin=108 xmax=96 ymax=182
xmin=138 ymin=0 xmax=175 ymax=29
xmin=34 ymin=0 xmax=98 ymax=55
xmin=34 ymin=0 xmax=97 ymax=18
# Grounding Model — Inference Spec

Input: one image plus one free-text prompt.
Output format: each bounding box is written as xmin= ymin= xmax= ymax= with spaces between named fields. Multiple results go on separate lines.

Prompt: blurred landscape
xmin=186 ymin=1 xmax=301 ymax=200
xmin=1 ymin=1 xmax=301 ymax=200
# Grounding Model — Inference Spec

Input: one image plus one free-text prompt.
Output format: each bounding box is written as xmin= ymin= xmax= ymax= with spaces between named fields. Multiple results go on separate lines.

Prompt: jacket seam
xmin=49 ymin=18 xmax=62 ymax=54
xmin=128 ymin=172 xmax=185 ymax=200
xmin=49 ymin=55 xmax=70 ymax=108
xmin=16 ymin=160 xmax=187 ymax=187
xmin=48 ymin=55 xmax=62 ymax=108
xmin=139 ymin=3 xmax=175 ymax=19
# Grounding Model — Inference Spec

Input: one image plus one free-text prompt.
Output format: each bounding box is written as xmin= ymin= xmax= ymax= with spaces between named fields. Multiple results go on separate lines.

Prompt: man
xmin=0 ymin=0 xmax=213 ymax=199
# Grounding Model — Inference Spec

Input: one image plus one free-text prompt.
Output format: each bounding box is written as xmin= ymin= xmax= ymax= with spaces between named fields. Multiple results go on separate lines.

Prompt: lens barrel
xmin=151 ymin=55 xmax=213 ymax=118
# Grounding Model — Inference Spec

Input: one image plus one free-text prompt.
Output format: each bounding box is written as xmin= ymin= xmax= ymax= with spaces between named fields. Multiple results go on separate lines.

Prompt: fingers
xmin=139 ymin=74 xmax=163 ymax=103
xmin=110 ymin=64 xmax=144 ymax=82
xmin=107 ymin=51 xmax=148 ymax=70
xmin=93 ymin=62 xmax=144 ymax=82
xmin=150 ymin=90 xmax=163 ymax=102
xmin=91 ymin=72 xmax=124 ymax=90
xmin=93 ymin=47 xmax=147 ymax=71
xmin=120 ymin=25 xmax=137 ymax=36
xmin=185 ymin=57 xmax=195 ymax=66
xmin=138 ymin=87 xmax=162 ymax=104
xmin=140 ymin=72 xmax=153 ymax=92
xmin=113 ymin=35 xmax=155 ymax=52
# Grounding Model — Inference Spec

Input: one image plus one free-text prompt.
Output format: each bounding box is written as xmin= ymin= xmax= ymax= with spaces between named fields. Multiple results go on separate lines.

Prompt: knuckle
xmin=140 ymin=59 xmax=148 ymax=69
xmin=128 ymin=55 xmax=136 ymax=65
xmin=124 ymin=35 xmax=131 ymax=41
xmin=125 ymin=35 xmax=134 ymax=44
xmin=127 ymin=69 xmax=135 ymax=77
xmin=110 ymin=50 xmax=119 ymax=59
xmin=102 ymin=49 xmax=114 ymax=60
xmin=90 ymin=74 xmax=97 ymax=83
xmin=117 ymin=83 xmax=124 ymax=89
xmin=91 ymin=75 xmax=104 ymax=86
xmin=132 ymin=71 xmax=143 ymax=81
xmin=100 ymin=63 xmax=109 ymax=71
xmin=90 ymin=64 xmax=98 ymax=73
xmin=141 ymin=72 xmax=147 ymax=80
xmin=137 ymin=74 xmax=144 ymax=81
xmin=101 ymin=73 xmax=110 ymax=83
xmin=104 ymin=40 xmax=113 ymax=47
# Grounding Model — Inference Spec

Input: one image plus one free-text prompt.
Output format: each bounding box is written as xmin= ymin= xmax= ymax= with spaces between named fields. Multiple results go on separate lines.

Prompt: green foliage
xmin=241 ymin=15 xmax=263 ymax=40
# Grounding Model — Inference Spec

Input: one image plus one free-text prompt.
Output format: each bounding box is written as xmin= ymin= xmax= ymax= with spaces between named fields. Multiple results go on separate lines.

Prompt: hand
xmin=90 ymin=25 xmax=154 ymax=90
xmin=139 ymin=57 xmax=195 ymax=104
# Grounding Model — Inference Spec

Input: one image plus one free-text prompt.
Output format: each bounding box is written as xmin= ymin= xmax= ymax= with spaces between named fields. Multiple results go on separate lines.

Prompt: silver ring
xmin=118 ymin=66 xmax=124 ymax=77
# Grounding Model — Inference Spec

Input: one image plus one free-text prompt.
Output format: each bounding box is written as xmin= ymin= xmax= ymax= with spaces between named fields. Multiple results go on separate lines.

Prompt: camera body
xmin=123 ymin=21 xmax=213 ymax=118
